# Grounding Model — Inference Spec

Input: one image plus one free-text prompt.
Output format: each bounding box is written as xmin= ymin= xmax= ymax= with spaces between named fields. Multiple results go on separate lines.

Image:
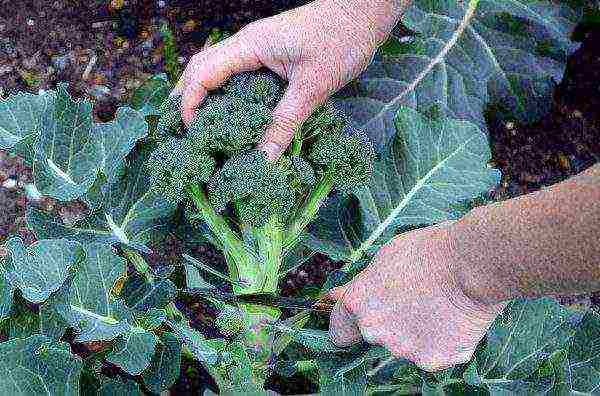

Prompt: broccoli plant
xmin=0 ymin=0 xmax=597 ymax=394
xmin=147 ymin=71 xmax=374 ymax=300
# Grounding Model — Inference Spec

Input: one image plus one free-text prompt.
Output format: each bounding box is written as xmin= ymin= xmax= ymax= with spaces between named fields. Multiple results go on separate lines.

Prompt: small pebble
xmin=2 ymin=179 xmax=17 ymax=190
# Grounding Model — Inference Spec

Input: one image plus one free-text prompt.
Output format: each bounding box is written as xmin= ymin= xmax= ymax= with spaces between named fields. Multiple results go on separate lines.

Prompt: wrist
xmin=443 ymin=217 xmax=506 ymax=316
xmin=325 ymin=0 xmax=409 ymax=45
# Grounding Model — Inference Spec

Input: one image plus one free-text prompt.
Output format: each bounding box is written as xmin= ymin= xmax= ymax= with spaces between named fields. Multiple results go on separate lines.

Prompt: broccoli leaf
xmin=99 ymin=378 xmax=143 ymax=396
xmin=96 ymin=107 xmax=149 ymax=184
xmin=123 ymin=276 xmax=177 ymax=312
xmin=32 ymin=85 xmax=102 ymax=201
xmin=142 ymin=332 xmax=182 ymax=394
xmin=317 ymin=357 xmax=368 ymax=396
xmin=38 ymin=245 xmax=130 ymax=343
xmin=0 ymin=335 xmax=83 ymax=396
xmin=0 ymin=266 xmax=13 ymax=321
xmin=14 ymin=84 xmax=147 ymax=201
xmin=337 ymin=0 xmax=583 ymax=152
xmin=28 ymin=144 xmax=176 ymax=252
xmin=310 ymin=107 xmax=499 ymax=262
xmin=169 ymin=321 xmax=220 ymax=365
xmin=71 ymin=244 xmax=127 ymax=319
xmin=4 ymin=238 xmax=85 ymax=304
xmin=130 ymin=73 xmax=172 ymax=117
xmin=107 ymin=327 xmax=158 ymax=376
xmin=0 ymin=91 xmax=54 ymax=150
xmin=567 ymin=310 xmax=600 ymax=392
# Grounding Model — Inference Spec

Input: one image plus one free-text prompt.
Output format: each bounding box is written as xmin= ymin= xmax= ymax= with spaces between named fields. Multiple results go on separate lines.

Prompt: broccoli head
xmin=207 ymin=150 xmax=295 ymax=227
xmin=147 ymin=138 xmax=215 ymax=204
xmin=222 ymin=70 xmax=283 ymax=108
xmin=309 ymin=128 xmax=375 ymax=192
xmin=188 ymin=96 xmax=273 ymax=156
xmin=156 ymin=95 xmax=184 ymax=140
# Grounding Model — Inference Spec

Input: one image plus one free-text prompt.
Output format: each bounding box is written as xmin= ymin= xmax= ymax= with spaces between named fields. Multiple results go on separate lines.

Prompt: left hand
xmin=328 ymin=222 xmax=506 ymax=371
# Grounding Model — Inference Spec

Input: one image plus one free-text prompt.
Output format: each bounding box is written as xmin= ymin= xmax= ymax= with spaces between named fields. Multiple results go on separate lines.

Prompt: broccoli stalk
xmin=147 ymin=69 xmax=374 ymax=391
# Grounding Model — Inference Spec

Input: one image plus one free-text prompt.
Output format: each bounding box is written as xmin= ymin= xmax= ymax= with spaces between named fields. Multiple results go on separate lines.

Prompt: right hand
xmin=174 ymin=0 xmax=406 ymax=160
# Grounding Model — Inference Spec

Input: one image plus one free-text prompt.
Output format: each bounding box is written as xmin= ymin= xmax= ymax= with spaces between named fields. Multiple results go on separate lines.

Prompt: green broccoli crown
xmin=303 ymin=102 xmax=375 ymax=192
xmin=222 ymin=70 xmax=283 ymax=108
xmin=207 ymin=150 xmax=295 ymax=227
xmin=147 ymin=69 xmax=374 ymax=227
xmin=309 ymin=127 xmax=375 ymax=192
xmin=156 ymin=95 xmax=184 ymax=139
xmin=188 ymin=96 xmax=272 ymax=156
xmin=147 ymin=137 xmax=215 ymax=204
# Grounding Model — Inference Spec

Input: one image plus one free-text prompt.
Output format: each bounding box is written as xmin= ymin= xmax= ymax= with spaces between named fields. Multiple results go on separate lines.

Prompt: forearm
xmin=451 ymin=164 xmax=600 ymax=305
xmin=328 ymin=0 xmax=411 ymax=44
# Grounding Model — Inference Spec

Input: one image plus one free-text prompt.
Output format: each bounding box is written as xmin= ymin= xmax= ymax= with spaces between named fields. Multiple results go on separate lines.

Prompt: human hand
xmin=328 ymin=222 xmax=506 ymax=371
xmin=174 ymin=0 xmax=407 ymax=160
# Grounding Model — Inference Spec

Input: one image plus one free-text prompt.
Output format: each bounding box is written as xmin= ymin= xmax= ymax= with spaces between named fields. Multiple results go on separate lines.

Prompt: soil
xmin=1 ymin=2 xmax=599 ymax=395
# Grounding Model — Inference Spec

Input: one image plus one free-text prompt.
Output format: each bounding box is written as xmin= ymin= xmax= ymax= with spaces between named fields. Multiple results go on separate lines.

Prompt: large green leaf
xmin=123 ymin=277 xmax=177 ymax=312
xmin=71 ymin=244 xmax=126 ymax=318
xmin=169 ymin=321 xmax=220 ymax=365
xmin=38 ymin=245 xmax=130 ymax=343
xmin=337 ymin=0 xmax=583 ymax=152
xmin=130 ymin=73 xmax=172 ymax=117
xmin=311 ymin=107 xmax=499 ymax=262
xmin=27 ymin=144 xmax=176 ymax=252
xmin=0 ymin=91 xmax=54 ymax=150
xmin=142 ymin=332 xmax=182 ymax=394
xmin=107 ymin=327 xmax=158 ymax=376
xmin=0 ymin=266 xmax=13 ymax=321
xmin=99 ymin=378 xmax=143 ymax=396
xmin=566 ymin=310 xmax=600 ymax=392
xmin=32 ymin=85 xmax=101 ymax=201
xmin=26 ymin=84 xmax=147 ymax=201
xmin=469 ymin=298 xmax=585 ymax=392
xmin=97 ymin=107 xmax=149 ymax=184
xmin=0 ymin=335 xmax=82 ymax=396
xmin=4 ymin=238 xmax=85 ymax=304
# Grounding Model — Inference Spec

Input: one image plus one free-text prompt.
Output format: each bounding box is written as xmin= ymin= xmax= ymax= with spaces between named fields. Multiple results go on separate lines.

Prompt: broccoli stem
xmin=283 ymin=172 xmax=336 ymax=252
xmin=186 ymin=184 xmax=263 ymax=295
xmin=291 ymin=129 xmax=303 ymax=157
xmin=253 ymin=216 xmax=284 ymax=295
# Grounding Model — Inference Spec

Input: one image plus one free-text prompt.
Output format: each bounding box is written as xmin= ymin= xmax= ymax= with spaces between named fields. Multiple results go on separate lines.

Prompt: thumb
xmin=328 ymin=285 xmax=363 ymax=347
xmin=177 ymin=36 xmax=261 ymax=126
xmin=258 ymin=70 xmax=329 ymax=161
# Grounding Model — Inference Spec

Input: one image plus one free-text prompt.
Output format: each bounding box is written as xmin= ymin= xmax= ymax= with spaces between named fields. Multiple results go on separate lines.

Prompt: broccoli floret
xmin=207 ymin=150 xmax=294 ymax=227
xmin=156 ymin=95 xmax=184 ymax=140
xmin=215 ymin=307 xmax=247 ymax=338
xmin=303 ymin=101 xmax=347 ymax=137
xmin=290 ymin=155 xmax=316 ymax=188
xmin=188 ymin=96 xmax=272 ymax=156
xmin=223 ymin=70 xmax=283 ymax=109
xmin=309 ymin=128 xmax=375 ymax=192
xmin=147 ymin=138 xmax=215 ymax=204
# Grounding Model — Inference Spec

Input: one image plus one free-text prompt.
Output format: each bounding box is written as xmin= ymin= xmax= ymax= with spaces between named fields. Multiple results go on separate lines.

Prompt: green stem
xmin=187 ymin=184 xmax=262 ymax=295
xmin=291 ymin=129 xmax=303 ymax=157
xmin=253 ymin=216 xmax=284 ymax=294
xmin=123 ymin=249 xmax=154 ymax=283
xmin=284 ymin=172 xmax=335 ymax=252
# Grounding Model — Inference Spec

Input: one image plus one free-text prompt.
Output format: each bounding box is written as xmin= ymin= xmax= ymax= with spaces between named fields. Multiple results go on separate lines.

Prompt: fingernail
xmin=258 ymin=142 xmax=281 ymax=162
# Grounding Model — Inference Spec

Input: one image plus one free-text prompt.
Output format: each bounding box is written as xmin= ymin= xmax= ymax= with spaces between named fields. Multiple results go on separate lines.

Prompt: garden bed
xmin=1 ymin=1 xmax=599 ymax=395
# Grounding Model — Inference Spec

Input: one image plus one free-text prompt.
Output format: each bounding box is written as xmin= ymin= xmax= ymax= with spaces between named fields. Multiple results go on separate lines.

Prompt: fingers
xmin=257 ymin=69 xmax=330 ymax=161
xmin=329 ymin=299 xmax=363 ymax=347
xmin=175 ymin=36 xmax=262 ymax=125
